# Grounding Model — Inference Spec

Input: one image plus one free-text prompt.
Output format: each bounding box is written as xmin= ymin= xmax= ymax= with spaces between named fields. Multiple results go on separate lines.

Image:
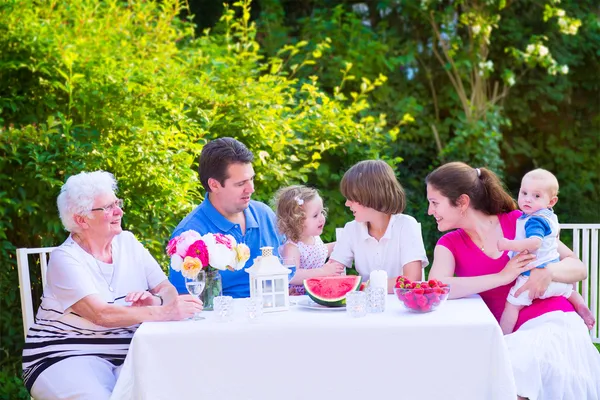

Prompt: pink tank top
xmin=437 ymin=210 xmax=574 ymax=331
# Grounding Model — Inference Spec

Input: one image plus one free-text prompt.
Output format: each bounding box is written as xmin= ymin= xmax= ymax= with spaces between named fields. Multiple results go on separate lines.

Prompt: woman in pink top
xmin=425 ymin=162 xmax=600 ymax=400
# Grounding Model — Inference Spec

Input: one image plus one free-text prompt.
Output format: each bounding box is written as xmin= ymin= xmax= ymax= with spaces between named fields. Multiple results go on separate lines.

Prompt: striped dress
xmin=22 ymin=231 xmax=167 ymax=393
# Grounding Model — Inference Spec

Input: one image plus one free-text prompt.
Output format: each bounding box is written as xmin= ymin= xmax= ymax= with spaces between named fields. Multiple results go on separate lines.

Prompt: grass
xmin=595 ymin=343 xmax=600 ymax=353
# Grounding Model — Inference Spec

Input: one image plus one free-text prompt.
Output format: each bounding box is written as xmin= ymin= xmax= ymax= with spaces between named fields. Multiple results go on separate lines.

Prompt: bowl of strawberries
xmin=394 ymin=276 xmax=450 ymax=313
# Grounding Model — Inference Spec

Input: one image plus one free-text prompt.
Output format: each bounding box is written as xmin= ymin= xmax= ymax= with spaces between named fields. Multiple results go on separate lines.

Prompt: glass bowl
xmin=394 ymin=284 xmax=450 ymax=313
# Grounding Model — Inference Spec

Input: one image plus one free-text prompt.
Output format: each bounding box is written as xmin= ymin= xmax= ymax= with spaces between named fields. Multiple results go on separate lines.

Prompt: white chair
xmin=16 ymin=247 xmax=56 ymax=338
xmin=560 ymin=224 xmax=600 ymax=344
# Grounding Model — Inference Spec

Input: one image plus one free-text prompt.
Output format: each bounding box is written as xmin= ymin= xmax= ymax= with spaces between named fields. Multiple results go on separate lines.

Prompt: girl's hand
xmin=498 ymin=251 xmax=537 ymax=285
xmin=514 ymin=267 xmax=552 ymax=299
xmin=126 ymin=291 xmax=156 ymax=307
xmin=321 ymin=261 xmax=345 ymax=276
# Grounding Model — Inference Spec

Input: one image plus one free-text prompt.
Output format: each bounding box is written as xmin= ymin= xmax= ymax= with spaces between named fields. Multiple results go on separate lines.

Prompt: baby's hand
xmin=497 ymin=238 xmax=510 ymax=252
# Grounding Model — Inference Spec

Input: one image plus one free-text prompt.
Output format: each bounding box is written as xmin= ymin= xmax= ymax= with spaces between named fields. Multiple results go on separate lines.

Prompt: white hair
xmin=57 ymin=171 xmax=118 ymax=232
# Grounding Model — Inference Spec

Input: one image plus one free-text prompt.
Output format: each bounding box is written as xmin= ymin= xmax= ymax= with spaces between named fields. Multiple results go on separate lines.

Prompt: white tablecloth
xmin=111 ymin=295 xmax=516 ymax=400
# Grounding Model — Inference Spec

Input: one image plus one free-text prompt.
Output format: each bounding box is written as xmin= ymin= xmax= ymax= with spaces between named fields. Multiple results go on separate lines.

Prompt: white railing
xmin=560 ymin=224 xmax=600 ymax=343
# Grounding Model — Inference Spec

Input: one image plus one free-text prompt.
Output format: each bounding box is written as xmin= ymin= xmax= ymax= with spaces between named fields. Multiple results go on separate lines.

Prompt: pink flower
xmin=166 ymin=237 xmax=180 ymax=256
xmin=185 ymin=240 xmax=209 ymax=268
xmin=214 ymin=233 xmax=233 ymax=249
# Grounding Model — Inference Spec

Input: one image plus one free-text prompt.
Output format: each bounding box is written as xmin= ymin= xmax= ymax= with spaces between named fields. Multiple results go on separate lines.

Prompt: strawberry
xmin=413 ymin=287 xmax=425 ymax=295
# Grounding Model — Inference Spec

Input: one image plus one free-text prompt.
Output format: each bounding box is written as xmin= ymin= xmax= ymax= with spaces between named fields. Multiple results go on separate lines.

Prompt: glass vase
xmin=201 ymin=269 xmax=223 ymax=311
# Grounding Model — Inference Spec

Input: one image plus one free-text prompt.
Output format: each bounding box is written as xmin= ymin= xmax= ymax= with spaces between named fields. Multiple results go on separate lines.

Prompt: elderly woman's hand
xmin=126 ymin=291 xmax=158 ymax=307
xmin=162 ymin=295 xmax=204 ymax=321
xmin=514 ymin=267 xmax=552 ymax=299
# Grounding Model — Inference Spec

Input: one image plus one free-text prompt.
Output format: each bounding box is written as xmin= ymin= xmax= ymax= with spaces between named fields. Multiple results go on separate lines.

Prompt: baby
xmin=498 ymin=169 xmax=595 ymax=334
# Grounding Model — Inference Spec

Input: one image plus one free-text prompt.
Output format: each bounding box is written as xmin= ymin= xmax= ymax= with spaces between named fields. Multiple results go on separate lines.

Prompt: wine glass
xmin=185 ymin=270 xmax=206 ymax=321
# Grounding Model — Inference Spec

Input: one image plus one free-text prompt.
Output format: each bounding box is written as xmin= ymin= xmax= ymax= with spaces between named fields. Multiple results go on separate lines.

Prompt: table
xmin=111 ymin=295 xmax=516 ymax=400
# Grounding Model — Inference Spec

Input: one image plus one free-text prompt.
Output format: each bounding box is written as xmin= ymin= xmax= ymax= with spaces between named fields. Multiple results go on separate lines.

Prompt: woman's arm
xmin=71 ymin=293 xmax=203 ymax=328
xmin=513 ymin=240 xmax=587 ymax=299
xmin=428 ymin=245 xmax=536 ymax=299
xmin=150 ymin=279 xmax=179 ymax=305
xmin=125 ymin=280 xmax=179 ymax=307
xmin=551 ymin=240 xmax=587 ymax=282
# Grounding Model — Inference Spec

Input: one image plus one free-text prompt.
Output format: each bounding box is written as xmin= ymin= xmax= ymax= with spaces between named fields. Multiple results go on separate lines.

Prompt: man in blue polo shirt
xmin=169 ymin=137 xmax=282 ymax=298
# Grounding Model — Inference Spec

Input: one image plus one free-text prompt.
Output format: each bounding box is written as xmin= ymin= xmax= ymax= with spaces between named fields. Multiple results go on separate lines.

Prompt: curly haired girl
xmin=274 ymin=185 xmax=343 ymax=295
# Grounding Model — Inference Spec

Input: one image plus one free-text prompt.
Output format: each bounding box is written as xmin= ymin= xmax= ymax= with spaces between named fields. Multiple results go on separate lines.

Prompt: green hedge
xmin=0 ymin=1 xmax=400 ymax=396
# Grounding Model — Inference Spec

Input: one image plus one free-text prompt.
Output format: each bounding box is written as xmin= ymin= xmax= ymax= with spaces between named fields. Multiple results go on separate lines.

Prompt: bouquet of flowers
xmin=166 ymin=230 xmax=250 ymax=309
xmin=167 ymin=230 xmax=251 ymax=278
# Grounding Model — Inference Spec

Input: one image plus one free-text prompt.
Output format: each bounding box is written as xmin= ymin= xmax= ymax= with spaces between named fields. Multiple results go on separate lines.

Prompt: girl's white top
xmin=286 ymin=236 xmax=328 ymax=296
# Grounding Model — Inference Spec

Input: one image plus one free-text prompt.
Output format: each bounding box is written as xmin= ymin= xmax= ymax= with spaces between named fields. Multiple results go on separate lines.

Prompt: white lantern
xmin=246 ymin=246 xmax=291 ymax=313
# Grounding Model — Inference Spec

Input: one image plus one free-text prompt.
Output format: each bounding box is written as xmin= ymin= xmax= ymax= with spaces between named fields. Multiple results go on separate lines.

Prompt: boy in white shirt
xmin=326 ymin=160 xmax=428 ymax=292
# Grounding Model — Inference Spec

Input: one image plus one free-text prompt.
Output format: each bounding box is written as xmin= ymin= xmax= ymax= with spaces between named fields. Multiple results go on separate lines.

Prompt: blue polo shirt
xmin=168 ymin=197 xmax=282 ymax=298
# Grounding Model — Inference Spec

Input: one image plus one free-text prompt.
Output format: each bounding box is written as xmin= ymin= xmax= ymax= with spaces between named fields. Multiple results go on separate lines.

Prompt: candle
xmin=369 ymin=270 xmax=388 ymax=307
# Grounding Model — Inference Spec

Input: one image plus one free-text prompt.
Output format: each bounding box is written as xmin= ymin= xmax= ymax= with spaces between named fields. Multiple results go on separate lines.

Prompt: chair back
xmin=560 ymin=224 xmax=600 ymax=343
xmin=16 ymin=247 xmax=56 ymax=338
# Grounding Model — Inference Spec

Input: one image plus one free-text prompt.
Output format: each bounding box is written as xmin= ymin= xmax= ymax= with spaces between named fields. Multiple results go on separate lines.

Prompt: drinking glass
xmin=346 ymin=291 xmax=367 ymax=318
xmin=185 ymin=270 xmax=206 ymax=321
xmin=214 ymin=296 xmax=234 ymax=322
xmin=246 ymin=295 xmax=263 ymax=322
xmin=279 ymin=256 xmax=297 ymax=282
xmin=367 ymin=287 xmax=386 ymax=313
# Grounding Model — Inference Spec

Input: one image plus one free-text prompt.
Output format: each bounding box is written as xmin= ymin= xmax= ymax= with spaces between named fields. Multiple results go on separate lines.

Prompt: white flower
xmin=556 ymin=9 xmax=565 ymax=17
xmin=171 ymin=254 xmax=184 ymax=272
xmin=202 ymin=233 xmax=236 ymax=270
xmin=472 ymin=25 xmax=481 ymax=35
xmin=526 ymin=44 xmax=535 ymax=54
xmin=538 ymin=45 xmax=549 ymax=57
xmin=560 ymin=65 xmax=569 ymax=74
xmin=294 ymin=196 xmax=304 ymax=206
xmin=485 ymin=60 xmax=494 ymax=70
xmin=507 ymin=76 xmax=516 ymax=86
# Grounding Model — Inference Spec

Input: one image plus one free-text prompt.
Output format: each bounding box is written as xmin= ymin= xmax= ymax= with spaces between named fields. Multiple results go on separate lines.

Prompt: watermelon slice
xmin=303 ymin=276 xmax=362 ymax=307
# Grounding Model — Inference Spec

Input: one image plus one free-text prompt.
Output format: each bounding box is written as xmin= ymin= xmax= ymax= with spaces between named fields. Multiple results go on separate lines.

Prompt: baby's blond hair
xmin=523 ymin=168 xmax=559 ymax=197
xmin=274 ymin=185 xmax=323 ymax=243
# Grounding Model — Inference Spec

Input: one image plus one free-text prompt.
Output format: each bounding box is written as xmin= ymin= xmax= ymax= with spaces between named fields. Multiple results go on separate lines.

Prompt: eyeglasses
xmin=91 ymin=199 xmax=124 ymax=213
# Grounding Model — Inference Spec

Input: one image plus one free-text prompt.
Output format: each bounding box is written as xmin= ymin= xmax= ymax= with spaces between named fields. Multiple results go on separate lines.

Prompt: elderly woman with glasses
xmin=22 ymin=171 xmax=203 ymax=400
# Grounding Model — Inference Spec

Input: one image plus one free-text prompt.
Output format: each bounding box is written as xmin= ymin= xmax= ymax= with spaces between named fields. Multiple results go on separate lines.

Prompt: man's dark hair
xmin=199 ymin=137 xmax=254 ymax=192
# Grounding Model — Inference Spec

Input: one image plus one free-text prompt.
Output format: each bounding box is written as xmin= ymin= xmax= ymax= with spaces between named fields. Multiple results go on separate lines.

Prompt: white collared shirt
xmin=330 ymin=214 xmax=429 ymax=280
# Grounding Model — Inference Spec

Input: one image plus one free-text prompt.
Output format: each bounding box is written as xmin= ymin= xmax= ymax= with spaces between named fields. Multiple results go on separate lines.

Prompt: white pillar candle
xmin=369 ymin=270 xmax=388 ymax=307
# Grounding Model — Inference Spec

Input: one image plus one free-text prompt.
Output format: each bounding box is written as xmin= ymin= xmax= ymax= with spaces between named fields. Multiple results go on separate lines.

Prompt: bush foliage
xmin=0 ymin=1 xmax=396 ymax=396
xmin=1 ymin=0 xmax=598 ymax=397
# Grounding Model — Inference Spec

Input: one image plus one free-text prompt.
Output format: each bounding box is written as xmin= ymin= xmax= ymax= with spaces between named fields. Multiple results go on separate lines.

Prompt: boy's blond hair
xmin=523 ymin=168 xmax=559 ymax=197
xmin=274 ymin=185 xmax=324 ymax=243
xmin=340 ymin=160 xmax=405 ymax=214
